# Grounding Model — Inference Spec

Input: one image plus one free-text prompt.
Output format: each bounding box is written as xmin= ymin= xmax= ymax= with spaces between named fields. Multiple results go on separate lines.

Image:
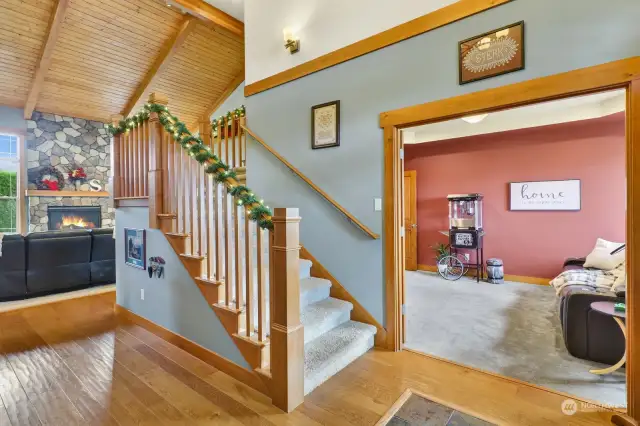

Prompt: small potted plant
xmin=432 ymin=242 xmax=450 ymax=274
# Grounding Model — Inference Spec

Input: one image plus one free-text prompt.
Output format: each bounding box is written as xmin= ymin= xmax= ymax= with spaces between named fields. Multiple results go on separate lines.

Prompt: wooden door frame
xmin=404 ymin=170 xmax=418 ymax=271
xmin=380 ymin=57 xmax=640 ymax=415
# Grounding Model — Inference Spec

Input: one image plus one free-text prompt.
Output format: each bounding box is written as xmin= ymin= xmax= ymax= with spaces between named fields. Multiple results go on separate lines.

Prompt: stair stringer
xmin=158 ymin=215 xmax=273 ymax=393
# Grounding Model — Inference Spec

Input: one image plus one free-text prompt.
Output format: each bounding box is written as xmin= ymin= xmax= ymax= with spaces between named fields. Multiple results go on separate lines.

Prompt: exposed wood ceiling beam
xmin=122 ymin=17 xmax=198 ymax=117
xmin=24 ymin=0 xmax=70 ymax=119
xmin=191 ymin=70 xmax=244 ymax=131
xmin=170 ymin=0 xmax=244 ymax=36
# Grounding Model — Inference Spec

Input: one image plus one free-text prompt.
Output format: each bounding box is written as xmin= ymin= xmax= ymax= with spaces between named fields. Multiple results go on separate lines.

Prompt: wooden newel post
xmin=110 ymin=114 xmax=123 ymax=199
xmin=270 ymin=208 xmax=304 ymax=412
xmin=148 ymin=92 xmax=169 ymax=229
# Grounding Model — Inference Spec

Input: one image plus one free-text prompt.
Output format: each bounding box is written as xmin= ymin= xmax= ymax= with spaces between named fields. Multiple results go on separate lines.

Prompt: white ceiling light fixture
xmin=461 ymin=113 xmax=489 ymax=124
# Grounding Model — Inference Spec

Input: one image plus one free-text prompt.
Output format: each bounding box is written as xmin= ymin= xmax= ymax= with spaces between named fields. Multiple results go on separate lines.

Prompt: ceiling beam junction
xmin=170 ymin=0 xmax=244 ymax=36
xmin=24 ymin=0 xmax=70 ymax=120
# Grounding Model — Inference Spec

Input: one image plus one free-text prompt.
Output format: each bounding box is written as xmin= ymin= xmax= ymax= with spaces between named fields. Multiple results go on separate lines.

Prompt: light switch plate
xmin=374 ymin=198 xmax=382 ymax=211
xmin=140 ymin=288 xmax=145 ymax=301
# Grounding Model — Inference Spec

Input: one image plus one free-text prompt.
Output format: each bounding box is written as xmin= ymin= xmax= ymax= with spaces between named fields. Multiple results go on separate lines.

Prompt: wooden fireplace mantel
xmin=26 ymin=190 xmax=110 ymax=198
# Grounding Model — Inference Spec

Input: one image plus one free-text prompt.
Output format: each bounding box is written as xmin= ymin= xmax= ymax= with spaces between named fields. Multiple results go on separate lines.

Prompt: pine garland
xmin=107 ymin=103 xmax=272 ymax=230
xmin=211 ymin=106 xmax=246 ymax=138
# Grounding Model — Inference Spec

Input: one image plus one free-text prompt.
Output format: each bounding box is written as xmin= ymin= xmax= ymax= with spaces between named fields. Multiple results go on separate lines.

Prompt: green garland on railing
xmin=107 ymin=103 xmax=273 ymax=230
xmin=211 ymin=105 xmax=246 ymax=138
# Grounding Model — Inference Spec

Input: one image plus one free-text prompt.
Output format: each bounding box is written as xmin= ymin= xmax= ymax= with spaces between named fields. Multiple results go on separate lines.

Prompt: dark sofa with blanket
xmin=0 ymin=228 xmax=115 ymax=301
xmin=558 ymin=258 xmax=625 ymax=365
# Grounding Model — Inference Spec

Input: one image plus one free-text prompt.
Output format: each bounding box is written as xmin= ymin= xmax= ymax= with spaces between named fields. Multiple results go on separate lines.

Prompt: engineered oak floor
xmin=0 ymin=293 xmax=619 ymax=425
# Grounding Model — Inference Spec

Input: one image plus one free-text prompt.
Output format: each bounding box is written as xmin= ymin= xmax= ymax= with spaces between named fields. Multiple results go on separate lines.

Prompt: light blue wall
xmin=244 ymin=0 xmax=640 ymax=324
xmin=210 ymin=82 xmax=245 ymax=119
xmin=115 ymin=207 xmax=248 ymax=368
xmin=0 ymin=106 xmax=26 ymax=131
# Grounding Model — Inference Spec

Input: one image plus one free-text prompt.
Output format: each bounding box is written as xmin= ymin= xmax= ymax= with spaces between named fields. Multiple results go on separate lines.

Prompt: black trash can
xmin=486 ymin=258 xmax=504 ymax=284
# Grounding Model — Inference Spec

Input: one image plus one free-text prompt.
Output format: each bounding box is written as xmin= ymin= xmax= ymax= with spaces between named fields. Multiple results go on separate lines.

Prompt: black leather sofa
xmin=0 ymin=229 xmax=115 ymax=301
xmin=558 ymin=258 xmax=625 ymax=365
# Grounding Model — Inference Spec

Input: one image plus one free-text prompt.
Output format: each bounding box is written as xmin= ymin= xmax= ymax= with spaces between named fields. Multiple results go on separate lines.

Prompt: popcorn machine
xmin=446 ymin=194 xmax=485 ymax=282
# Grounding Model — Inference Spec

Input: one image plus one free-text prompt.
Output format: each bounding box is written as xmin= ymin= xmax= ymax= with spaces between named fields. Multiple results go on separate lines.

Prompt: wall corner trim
xmin=114 ymin=304 xmax=270 ymax=395
xmin=243 ymin=0 xmax=513 ymax=97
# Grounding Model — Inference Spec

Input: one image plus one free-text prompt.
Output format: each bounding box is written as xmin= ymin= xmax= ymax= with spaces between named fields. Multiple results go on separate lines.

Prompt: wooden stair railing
xmin=111 ymin=113 xmax=150 ymax=201
xmin=111 ymin=93 xmax=304 ymax=413
xmin=240 ymin=125 xmax=380 ymax=239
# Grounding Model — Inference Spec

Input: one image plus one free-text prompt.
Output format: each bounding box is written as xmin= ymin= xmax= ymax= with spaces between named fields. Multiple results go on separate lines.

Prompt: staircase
xmin=111 ymin=93 xmax=377 ymax=412
xmin=298 ymin=258 xmax=376 ymax=394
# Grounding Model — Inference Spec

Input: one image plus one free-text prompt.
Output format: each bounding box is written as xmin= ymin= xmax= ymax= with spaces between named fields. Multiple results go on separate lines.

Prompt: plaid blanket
xmin=549 ymin=262 xmax=626 ymax=295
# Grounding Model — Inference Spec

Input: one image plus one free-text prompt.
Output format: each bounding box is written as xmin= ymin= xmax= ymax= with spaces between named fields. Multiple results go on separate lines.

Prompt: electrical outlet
xmin=140 ymin=288 xmax=145 ymax=301
xmin=374 ymin=198 xmax=382 ymax=211
xmin=463 ymin=253 xmax=470 ymax=262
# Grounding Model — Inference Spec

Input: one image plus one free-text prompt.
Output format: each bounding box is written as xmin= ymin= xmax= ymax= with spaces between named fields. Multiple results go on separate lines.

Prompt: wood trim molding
xmin=380 ymin=57 xmax=640 ymax=128
xmin=191 ymin=72 xmax=244 ymax=131
xmin=115 ymin=198 xmax=149 ymax=208
xmin=17 ymin=134 xmax=27 ymax=234
xmin=244 ymin=0 xmax=512 ymax=97
xmin=171 ymin=0 xmax=243 ymax=36
xmin=627 ymin=77 xmax=640 ymax=417
xmin=416 ymin=265 xmax=550 ymax=286
xmin=300 ymin=246 xmax=387 ymax=348
xmin=114 ymin=304 xmax=269 ymax=395
xmin=382 ymin=56 xmax=640 ymax=415
xmin=24 ymin=0 xmax=70 ymax=119
xmin=26 ymin=190 xmax=110 ymax=197
xmin=122 ymin=18 xmax=198 ymax=117
xmin=241 ymin=125 xmax=379 ymax=239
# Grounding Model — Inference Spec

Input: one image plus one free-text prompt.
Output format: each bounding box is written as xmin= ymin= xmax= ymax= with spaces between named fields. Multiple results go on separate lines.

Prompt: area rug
xmin=404 ymin=271 xmax=626 ymax=407
xmin=376 ymin=389 xmax=495 ymax=426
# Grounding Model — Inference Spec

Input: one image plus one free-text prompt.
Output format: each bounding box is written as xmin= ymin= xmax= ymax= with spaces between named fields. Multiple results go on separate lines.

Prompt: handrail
xmin=241 ymin=125 xmax=380 ymax=240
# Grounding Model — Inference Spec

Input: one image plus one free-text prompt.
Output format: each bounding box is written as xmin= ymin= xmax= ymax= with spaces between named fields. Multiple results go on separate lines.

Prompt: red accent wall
xmin=405 ymin=113 xmax=626 ymax=278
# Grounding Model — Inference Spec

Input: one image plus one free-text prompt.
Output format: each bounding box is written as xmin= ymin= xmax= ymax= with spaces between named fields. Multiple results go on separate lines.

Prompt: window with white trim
xmin=0 ymin=134 xmax=19 ymax=233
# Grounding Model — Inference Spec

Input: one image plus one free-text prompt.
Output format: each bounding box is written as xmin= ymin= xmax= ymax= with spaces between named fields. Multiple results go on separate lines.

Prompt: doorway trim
xmin=380 ymin=56 xmax=640 ymax=415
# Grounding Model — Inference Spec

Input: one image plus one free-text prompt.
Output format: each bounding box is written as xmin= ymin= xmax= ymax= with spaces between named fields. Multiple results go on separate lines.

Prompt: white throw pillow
xmin=584 ymin=238 xmax=626 ymax=270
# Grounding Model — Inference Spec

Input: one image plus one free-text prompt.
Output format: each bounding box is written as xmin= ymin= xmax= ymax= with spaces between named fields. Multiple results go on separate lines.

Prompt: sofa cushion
xmin=26 ymin=231 xmax=92 ymax=295
xmin=90 ymin=229 xmax=115 ymax=284
xmin=0 ymin=234 xmax=27 ymax=299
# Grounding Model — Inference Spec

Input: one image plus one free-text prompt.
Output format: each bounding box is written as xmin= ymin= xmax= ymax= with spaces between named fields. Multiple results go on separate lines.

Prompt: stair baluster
xmin=117 ymin=93 xmax=304 ymax=413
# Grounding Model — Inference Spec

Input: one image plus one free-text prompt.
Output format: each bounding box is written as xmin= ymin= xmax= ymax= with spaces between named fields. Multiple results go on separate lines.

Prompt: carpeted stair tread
xmin=301 ymin=298 xmax=353 ymax=344
xmin=303 ymin=321 xmax=376 ymax=395
xmin=300 ymin=277 xmax=331 ymax=308
xmin=299 ymin=259 xmax=312 ymax=280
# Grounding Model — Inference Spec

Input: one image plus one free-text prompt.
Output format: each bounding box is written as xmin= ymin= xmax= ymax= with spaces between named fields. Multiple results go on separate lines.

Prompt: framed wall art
xmin=311 ymin=100 xmax=340 ymax=149
xmin=509 ymin=179 xmax=581 ymax=211
xmin=459 ymin=21 xmax=525 ymax=85
xmin=124 ymin=228 xmax=146 ymax=269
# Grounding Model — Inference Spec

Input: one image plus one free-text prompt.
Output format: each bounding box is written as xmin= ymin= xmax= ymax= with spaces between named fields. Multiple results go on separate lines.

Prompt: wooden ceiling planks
xmin=0 ymin=0 xmax=245 ymax=123
xmin=0 ymin=0 xmax=56 ymax=110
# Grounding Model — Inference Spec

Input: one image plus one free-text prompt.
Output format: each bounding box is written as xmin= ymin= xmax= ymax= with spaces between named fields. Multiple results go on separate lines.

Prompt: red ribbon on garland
xmin=42 ymin=179 xmax=59 ymax=191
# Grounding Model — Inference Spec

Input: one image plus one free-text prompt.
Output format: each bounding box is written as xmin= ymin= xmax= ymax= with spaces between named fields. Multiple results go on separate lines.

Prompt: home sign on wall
xmin=509 ymin=179 xmax=581 ymax=211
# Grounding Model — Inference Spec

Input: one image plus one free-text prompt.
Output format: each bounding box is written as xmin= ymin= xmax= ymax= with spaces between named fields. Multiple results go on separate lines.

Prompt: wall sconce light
xmin=283 ymin=28 xmax=300 ymax=54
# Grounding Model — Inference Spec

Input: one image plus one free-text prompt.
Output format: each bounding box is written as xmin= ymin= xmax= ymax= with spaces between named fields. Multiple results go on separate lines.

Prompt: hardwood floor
xmin=0 ymin=293 xmax=619 ymax=425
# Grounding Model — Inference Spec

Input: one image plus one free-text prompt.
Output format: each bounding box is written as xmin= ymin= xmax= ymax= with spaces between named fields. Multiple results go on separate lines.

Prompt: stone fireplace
xmin=47 ymin=206 xmax=101 ymax=230
xmin=25 ymin=111 xmax=115 ymax=232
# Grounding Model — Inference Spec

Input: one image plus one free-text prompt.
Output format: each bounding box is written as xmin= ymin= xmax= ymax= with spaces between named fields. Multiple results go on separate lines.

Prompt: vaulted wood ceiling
xmin=1 ymin=0 xmax=244 ymax=125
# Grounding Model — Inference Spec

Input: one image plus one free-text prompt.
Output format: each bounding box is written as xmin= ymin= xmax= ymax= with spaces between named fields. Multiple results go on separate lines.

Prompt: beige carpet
xmin=404 ymin=271 xmax=626 ymax=408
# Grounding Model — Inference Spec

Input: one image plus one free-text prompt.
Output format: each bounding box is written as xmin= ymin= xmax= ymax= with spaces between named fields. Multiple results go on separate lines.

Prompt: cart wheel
xmin=437 ymin=255 xmax=464 ymax=281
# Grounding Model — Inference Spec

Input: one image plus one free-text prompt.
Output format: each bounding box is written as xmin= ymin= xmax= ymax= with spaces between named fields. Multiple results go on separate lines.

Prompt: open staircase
xmin=112 ymin=93 xmax=377 ymax=411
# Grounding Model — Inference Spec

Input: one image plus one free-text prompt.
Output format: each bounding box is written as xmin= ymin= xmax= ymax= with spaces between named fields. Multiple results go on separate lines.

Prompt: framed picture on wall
xmin=124 ymin=228 xmax=146 ymax=269
xmin=509 ymin=179 xmax=581 ymax=211
xmin=311 ymin=100 xmax=340 ymax=149
xmin=459 ymin=21 xmax=525 ymax=85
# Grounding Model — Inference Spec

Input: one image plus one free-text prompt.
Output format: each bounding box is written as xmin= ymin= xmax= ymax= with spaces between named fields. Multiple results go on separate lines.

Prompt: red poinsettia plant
xmin=67 ymin=166 xmax=87 ymax=183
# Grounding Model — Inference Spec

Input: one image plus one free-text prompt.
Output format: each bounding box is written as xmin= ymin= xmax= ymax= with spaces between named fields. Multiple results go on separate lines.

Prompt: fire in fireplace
xmin=47 ymin=206 xmax=101 ymax=231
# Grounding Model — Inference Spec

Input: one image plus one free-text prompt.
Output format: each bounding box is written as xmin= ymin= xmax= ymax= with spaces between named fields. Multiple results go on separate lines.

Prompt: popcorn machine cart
xmin=445 ymin=193 xmax=485 ymax=282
